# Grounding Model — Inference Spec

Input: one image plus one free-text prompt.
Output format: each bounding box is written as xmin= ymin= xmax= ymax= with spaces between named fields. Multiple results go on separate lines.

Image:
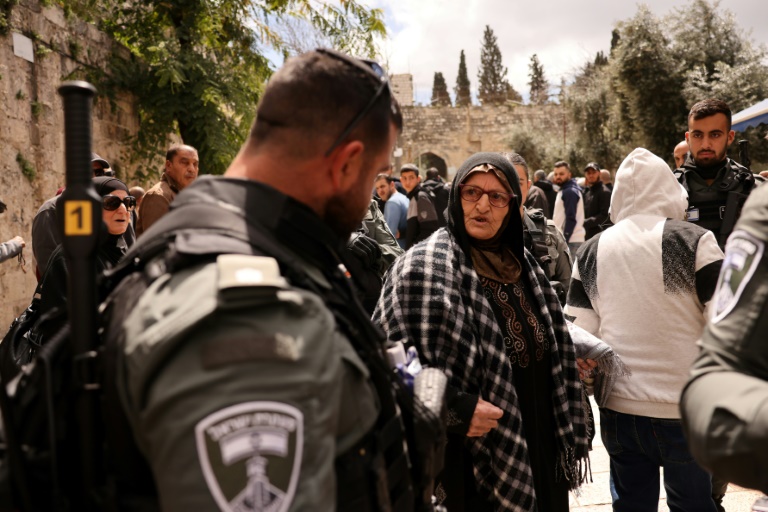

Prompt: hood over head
xmin=610 ymin=148 xmax=688 ymax=224
xmin=447 ymin=152 xmax=524 ymax=261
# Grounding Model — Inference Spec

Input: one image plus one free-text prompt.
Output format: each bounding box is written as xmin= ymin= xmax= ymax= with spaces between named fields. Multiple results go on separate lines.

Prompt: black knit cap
xmin=447 ymin=152 xmax=524 ymax=261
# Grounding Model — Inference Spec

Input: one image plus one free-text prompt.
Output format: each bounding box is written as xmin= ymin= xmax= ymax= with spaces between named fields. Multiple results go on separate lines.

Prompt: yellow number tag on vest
xmin=64 ymin=201 xmax=92 ymax=236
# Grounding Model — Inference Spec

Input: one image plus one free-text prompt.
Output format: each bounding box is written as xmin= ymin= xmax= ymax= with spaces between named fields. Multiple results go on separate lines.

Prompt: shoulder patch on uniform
xmin=217 ymin=255 xmax=287 ymax=290
xmin=196 ymin=401 xmax=303 ymax=512
xmin=712 ymin=230 xmax=764 ymax=323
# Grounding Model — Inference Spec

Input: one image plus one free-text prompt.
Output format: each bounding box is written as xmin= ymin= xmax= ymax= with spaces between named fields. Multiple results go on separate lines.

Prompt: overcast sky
xmin=372 ymin=0 xmax=768 ymax=105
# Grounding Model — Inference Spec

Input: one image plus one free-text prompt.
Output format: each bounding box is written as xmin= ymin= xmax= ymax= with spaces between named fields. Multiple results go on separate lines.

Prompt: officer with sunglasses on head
xmin=101 ymin=49 xmax=445 ymax=511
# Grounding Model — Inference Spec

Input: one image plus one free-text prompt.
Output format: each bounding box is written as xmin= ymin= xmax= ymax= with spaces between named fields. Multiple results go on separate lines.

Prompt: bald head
xmin=600 ymin=169 xmax=612 ymax=185
xmin=674 ymin=141 xmax=689 ymax=169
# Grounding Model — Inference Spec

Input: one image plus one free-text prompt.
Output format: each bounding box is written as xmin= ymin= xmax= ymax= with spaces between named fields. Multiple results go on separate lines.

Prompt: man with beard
xmin=552 ymin=161 xmax=586 ymax=255
xmin=135 ymin=144 xmax=199 ymax=236
xmin=105 ymin=49 xmax=425 ymax=510
xmin=676 ymin=98 xmax=755 ymax=249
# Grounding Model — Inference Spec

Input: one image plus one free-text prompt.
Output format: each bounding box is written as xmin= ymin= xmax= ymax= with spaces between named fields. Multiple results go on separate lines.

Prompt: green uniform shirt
xmin=681 ymin=182 xmax=768 ymax=494
xmin=116 ymin=254 xmax=379 ymax=511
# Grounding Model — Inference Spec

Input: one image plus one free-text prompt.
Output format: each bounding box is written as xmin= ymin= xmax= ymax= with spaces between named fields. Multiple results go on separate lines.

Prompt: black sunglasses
xmin=316 ymin=48 xmax=393 ymax=157
xmin=102 ymin=195 xmax=136 ymax=211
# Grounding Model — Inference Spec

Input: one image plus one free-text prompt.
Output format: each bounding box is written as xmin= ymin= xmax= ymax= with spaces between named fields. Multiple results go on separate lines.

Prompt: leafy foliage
xmin=454 ymin=49 xmax=471 ymax=107
xmin=562 ymin=0 xmax=768 ymax=169
xmin=477 ymin=25 xmax=520 ymax=105
xmin=527 ymin=54 xmax=549 ymax=105
xmin=55 ymin=0 xmax=386 ymax=179
xmin=430 ymin=72 xmax=451 ymax=107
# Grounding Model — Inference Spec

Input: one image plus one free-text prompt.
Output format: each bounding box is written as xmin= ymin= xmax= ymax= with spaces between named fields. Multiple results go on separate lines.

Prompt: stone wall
xmin=398 ymin=104 xmax=565 ymax=178
xmin=0 ymin=0 xmax=139 ymax=327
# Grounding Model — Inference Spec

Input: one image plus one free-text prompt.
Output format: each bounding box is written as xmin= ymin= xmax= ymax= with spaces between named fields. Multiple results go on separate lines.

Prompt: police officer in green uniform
xmin=676 ymin=98 xmax=755 ymax=249
xmin=505 ymin=152 xmax=572 ymax=302
xmin=106 ymin=49 xmax=433 ymax=511
xmin=681 ymin=181 xmax=768 ymax=498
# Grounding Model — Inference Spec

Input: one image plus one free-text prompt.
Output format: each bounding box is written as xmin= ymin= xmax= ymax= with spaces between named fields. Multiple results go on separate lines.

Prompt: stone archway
xmin=417 ymin=151 xmax=448 ymax=178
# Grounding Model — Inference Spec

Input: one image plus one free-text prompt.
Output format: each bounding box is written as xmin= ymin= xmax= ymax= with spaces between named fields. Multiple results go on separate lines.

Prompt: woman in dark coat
xmin=373 ymin=152 xmax=589 ymax=511
xmin=39 ymin=177 xmax=135 ymax=339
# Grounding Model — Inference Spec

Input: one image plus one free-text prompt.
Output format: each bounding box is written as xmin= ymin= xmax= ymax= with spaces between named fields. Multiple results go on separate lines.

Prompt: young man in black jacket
xmin=582 ymin=162 xmax=612 ymax=240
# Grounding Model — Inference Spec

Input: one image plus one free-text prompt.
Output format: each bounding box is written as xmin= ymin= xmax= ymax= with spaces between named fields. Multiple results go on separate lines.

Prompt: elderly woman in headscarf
xmin=38 ymin=176 xmax=135 ymax=339
xmin=373 ymin=153 xmax=589 ymax=511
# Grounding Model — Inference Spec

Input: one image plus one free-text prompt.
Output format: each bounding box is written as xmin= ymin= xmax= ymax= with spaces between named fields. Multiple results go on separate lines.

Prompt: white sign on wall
xmin=12 ymin=33 xmax=35 ymax=63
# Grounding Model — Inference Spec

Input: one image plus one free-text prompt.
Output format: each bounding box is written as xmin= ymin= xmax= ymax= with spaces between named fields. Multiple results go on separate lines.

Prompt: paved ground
xmin=569 ymin=398 xmax=763 ymax=511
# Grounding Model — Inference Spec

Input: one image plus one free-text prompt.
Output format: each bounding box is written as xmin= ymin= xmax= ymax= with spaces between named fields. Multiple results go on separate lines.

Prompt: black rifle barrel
xmin=57 ymin=81 xmax=102 ymax=510
xmin=739 ymin=139 xmax=751 ymax=172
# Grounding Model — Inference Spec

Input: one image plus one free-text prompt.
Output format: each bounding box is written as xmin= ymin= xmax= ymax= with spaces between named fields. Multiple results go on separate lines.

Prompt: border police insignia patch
xmin=712 ymin=230 xmax=764 ymax=324
xmin=195 ymin=402 xmax=303 ymax=512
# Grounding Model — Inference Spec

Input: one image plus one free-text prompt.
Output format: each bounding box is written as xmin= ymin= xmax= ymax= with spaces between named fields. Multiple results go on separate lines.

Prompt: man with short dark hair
xmin=582 ymin=162 xmax=612 ymax=240
xmin=374 ymin=173 xmax=409 ymax=248
xmin=108 ymin=49 xmax=429 ymax=510
xmin=676 ymin=98 xmax=755 ymax=249
xmin=400 ymin=163 xmax=439 ymax=248
xmin=135 ymin=144 xmax=199 ymax=236
xmin=532 ymin=169 xmax=557 ymax=218
xmin=552 ymin=161 xmax=585 ymax=254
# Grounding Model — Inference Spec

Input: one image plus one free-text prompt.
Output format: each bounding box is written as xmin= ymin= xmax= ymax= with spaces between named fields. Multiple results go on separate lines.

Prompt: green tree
xmin=528 ymin=54 xmax=549 ymax=105
xmin=454 ymin=50 xmax=472 ymax=107
xmin=430 ymin=72 xmax=451 ymax=107
xmin=670 ymin=0 xmax=768 ymax=112
xmin=611 ymin=5 xmax=687 ymax=157
xmin=84 ymin=0 xmax=386 ymax=177
xmin=477 ymin=25 xmax=519 ymax=105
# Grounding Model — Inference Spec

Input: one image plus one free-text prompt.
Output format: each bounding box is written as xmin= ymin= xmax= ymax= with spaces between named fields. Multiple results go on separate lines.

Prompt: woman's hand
xmin=577 ymin=358 xmax=598 ymax=380
xmin=467 ymin=398 xmax=503 ymax=437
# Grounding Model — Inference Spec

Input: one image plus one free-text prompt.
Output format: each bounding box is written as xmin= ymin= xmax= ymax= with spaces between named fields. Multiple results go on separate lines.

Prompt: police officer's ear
xmin=327 ymin=140 xmax=365 ymax=191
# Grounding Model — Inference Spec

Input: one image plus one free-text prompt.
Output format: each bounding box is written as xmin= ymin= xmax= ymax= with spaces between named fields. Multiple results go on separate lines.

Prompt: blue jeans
xmin=600 ymin=408 xmax=716 ymax=512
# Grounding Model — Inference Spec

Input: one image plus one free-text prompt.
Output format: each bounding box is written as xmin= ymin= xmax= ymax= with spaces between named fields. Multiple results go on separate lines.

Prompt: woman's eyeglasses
xmin=458 ymin=184 xmax=515 ymax=208
xmin=102 ymin=195 xmax=136 ymax=211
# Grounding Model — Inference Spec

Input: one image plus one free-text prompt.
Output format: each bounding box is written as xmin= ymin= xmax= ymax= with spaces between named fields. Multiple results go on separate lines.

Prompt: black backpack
xmin=420 ymin=180 xmax=450 ymax=228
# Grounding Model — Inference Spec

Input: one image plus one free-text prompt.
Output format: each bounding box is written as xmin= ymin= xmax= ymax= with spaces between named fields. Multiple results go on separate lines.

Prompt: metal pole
xmin=57 ymin=80 xmax=102 ymax=511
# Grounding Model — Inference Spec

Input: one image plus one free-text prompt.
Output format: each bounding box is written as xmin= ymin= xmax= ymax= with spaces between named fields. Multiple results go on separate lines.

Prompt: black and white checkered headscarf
xmin=373 ymin=153 xmax=589 ymax=511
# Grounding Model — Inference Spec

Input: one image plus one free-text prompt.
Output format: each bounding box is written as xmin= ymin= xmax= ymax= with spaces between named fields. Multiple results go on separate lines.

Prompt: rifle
xmin=718 ymin=140 xmax=754 ymax=247
xmin=739 ymin=139 xmax=752 ymax=172
xmin=57 ymin=81 xmax=103 ymax=510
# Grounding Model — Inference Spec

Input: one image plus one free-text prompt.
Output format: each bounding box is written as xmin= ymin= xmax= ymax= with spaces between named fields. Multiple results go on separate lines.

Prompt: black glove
xmin=0 ymin=199 xmax=6 ymax=214
xmin=346 ymin=231 xmax=382 ymax=270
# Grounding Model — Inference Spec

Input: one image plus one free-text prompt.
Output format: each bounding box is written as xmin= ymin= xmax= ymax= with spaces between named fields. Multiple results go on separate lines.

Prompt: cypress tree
xmin=528 ymin=54 xmax=549 ymax=105
xmin=454 ymin=50 xmax=472 ymax=107
xmin=477 ymin=25 xmax=520 ymax=105
xmin=430 ymin=72 xmax=452 ymax=106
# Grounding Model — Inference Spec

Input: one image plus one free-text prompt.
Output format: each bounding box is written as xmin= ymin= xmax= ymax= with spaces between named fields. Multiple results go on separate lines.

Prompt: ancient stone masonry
xmin=0 ymin=0 xmax=139 ymax=326
xmin=396 ymin=103 xmax=564 ymax=178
